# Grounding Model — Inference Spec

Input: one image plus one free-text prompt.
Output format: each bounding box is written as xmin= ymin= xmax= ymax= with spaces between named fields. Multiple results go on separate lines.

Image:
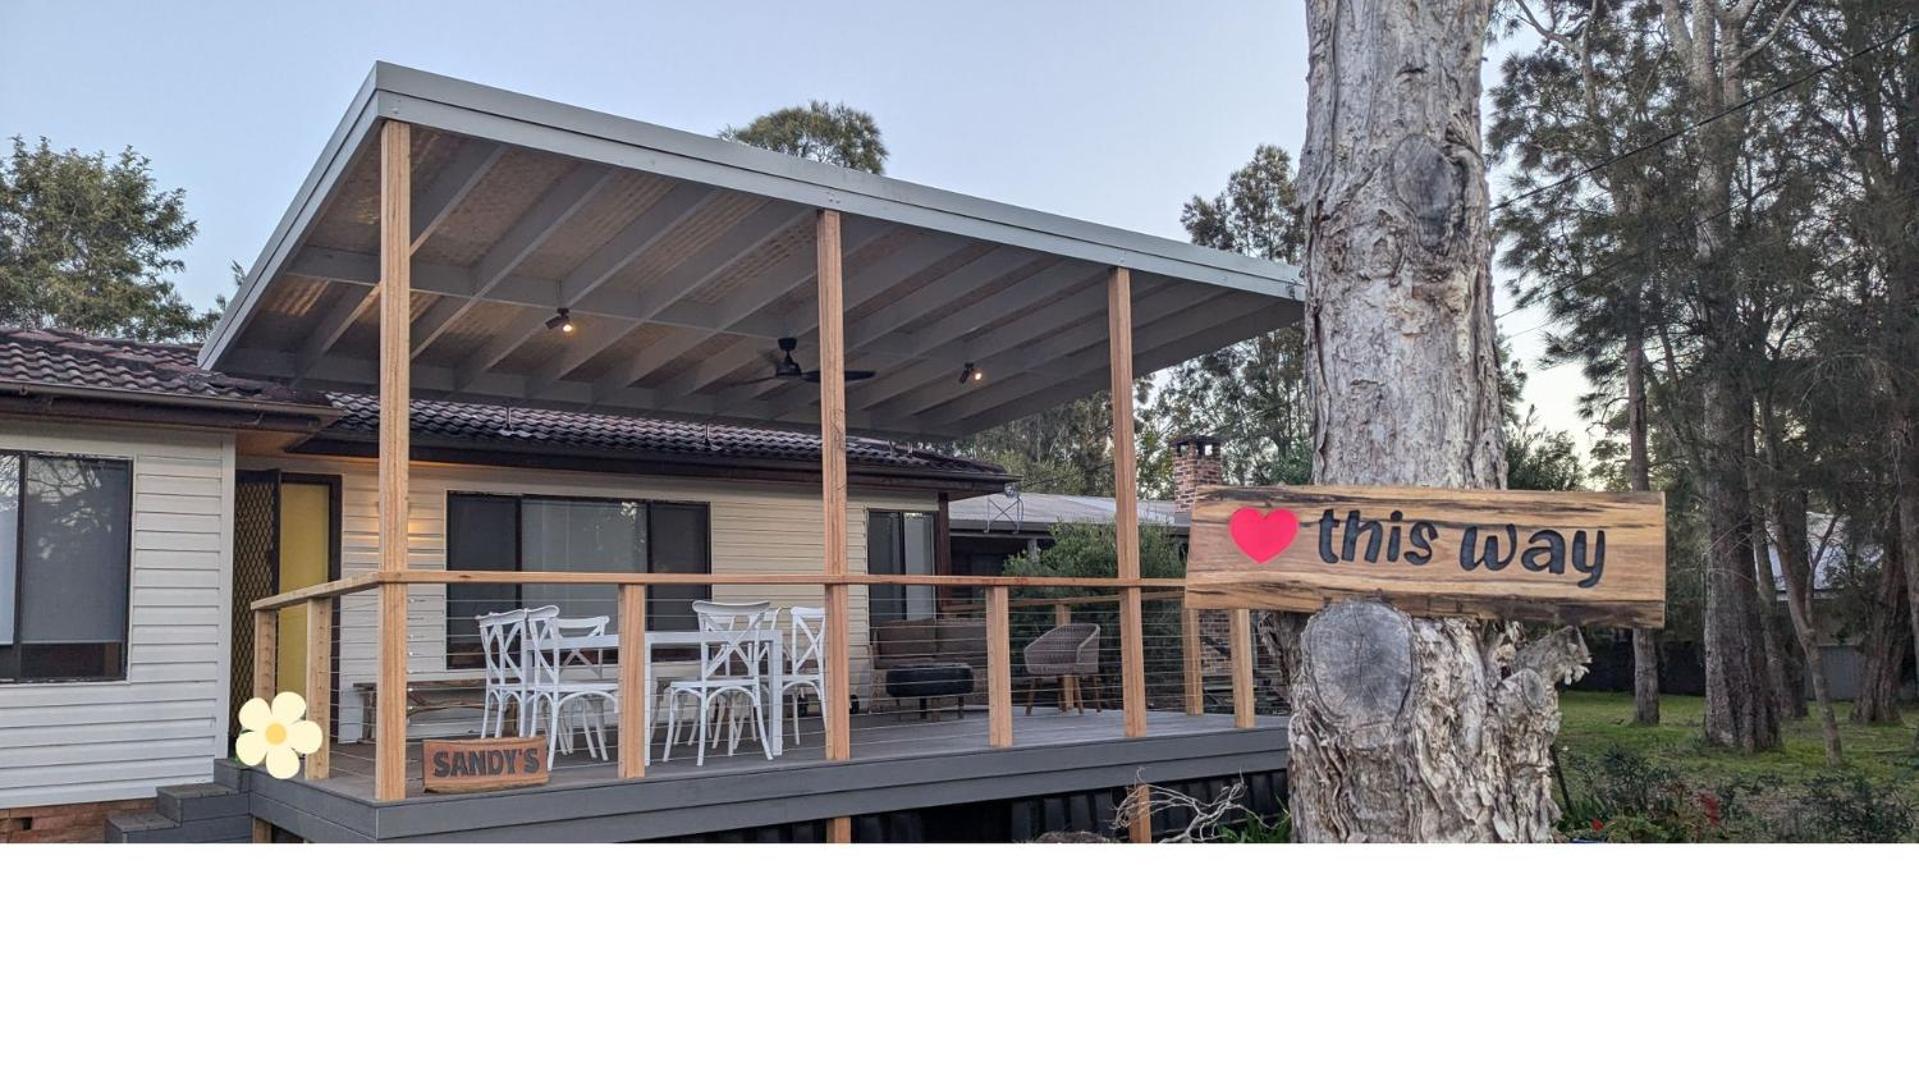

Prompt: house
xmin=0 ymin=328 xmax=333 ymax=840
xmin=0 ymin=325 xmax=1006 ymax=835
xmin=4 ymin=63 xmax=1301 ymax=842
xmin=1575 ymin=513 xmax=1913 ymax=702
xmin=947 ymin=434 xmax=1221 ymax=575
xmin=1763 ymin=514 xmax=1914 ymax=702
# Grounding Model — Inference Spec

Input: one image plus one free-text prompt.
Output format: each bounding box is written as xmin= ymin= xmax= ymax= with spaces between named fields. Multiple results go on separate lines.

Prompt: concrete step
xmin=156 ymin=782 xmax=249 ymax=823
xmin=105 ymin=810 xmax=177 ymax=842
xmin=212 ymin=758 xmax=249 ymax=790
xmin=109 ymin=813 xmax=254 ymax=844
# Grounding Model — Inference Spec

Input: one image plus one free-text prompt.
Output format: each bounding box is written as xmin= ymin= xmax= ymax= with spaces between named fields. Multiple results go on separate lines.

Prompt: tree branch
xmin=1660 ymin=0 xmax=1695 ymax=67
xmin=1514 ymin=0 xmax=1577 ymax=51
xmin=1737 ymin=0 xmax=1804 ymax=71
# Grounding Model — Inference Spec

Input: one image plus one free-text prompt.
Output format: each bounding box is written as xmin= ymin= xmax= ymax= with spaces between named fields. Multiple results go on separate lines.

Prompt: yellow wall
xmin=275 ymin=482 xmax=331 ymax=693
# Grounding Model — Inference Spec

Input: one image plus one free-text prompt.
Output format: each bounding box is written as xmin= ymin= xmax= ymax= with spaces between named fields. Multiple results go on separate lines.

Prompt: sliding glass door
xmin=445 ymin=493 xmax=709 ymax=665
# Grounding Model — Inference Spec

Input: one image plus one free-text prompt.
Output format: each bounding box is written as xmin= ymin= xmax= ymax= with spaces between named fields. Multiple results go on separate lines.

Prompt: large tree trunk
xmin=1901 ymin=407 xmax=1919 ymax=750
xmin=1624 ymin=316 xmax=1662 ymax=725
xmin=1769 ymin=492 xmax=1839 ymax=764
xmin=1747 ymin=446 xmax=1801 ymax=721
xmin=1851 ymin=528 xmax=1908 ymax=727
xmin=1662 ymin=0 xmax=1780 ymax=752
xmin=1691 ymin=110 xmax=1779 ymax=749
xmin=1697 ymin=375 xmax=1779 ymax=749
xmin=1290 ymin=0 xmax=1582 ymax=842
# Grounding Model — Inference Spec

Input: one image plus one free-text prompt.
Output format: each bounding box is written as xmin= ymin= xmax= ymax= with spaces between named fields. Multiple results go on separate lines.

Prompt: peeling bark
xmin=1293 ymin=0 xmax=1573 ymax=841
xmin=1289 ymin=603 xmax=1586 ymax=841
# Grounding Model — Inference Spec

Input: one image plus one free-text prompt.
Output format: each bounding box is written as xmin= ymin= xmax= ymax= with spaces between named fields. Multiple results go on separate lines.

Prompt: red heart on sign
xmin=1228 ymin=507 xmax=1300 ymax=564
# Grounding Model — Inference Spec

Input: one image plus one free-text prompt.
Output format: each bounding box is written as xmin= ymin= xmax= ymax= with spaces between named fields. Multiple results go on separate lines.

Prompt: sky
xmin=0 ymin=0 xmax=1585 ymax=450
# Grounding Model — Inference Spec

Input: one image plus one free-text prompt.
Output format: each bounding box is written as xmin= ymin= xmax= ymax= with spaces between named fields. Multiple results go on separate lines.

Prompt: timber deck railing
xmin=247 ymin=572 xmax=1262 ymax=802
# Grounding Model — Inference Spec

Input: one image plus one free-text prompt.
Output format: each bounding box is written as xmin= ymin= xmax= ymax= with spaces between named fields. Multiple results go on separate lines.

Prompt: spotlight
xmin=959 ymin=361 xmax=983 ymax=385
xmin=546 ymin=307 xmax=575 ymax=334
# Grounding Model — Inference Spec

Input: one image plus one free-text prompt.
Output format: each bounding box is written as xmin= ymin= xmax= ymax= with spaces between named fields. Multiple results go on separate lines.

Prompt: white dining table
xmin=575 ymin=628 xmax=787 ymax=760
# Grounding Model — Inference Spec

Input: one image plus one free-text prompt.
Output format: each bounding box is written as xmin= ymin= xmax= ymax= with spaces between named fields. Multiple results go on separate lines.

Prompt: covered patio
xmin=204 ymin=63 xmax=1302 ymax=838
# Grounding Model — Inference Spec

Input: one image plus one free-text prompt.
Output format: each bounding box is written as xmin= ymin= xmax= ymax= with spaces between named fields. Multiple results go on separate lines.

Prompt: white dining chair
xmin=522 ymin=606 xmax=621 ymax=766
xmin=783 ymin=606 xmax=826 ymax=746
xmin=554 ymin=615 xmax=609 ymax=676
xmin=661 ymin=600 xmax=772 ymax=765
xmin=475 ymin=608 xmax=530 ymax=738
xmin=554 ymin=613 xmax=611 ymax=735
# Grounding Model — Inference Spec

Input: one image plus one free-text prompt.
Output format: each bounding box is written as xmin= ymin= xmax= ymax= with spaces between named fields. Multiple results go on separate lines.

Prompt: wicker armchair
xmin=1022 ymin=622 xmax=1101 ymax=715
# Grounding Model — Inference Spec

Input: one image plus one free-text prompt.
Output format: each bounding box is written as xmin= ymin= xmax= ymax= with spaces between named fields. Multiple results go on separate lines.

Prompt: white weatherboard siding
xmin=243 ymin=455 xmax=932 ymax=739
xmin=0 ymin=421 xmax=234 ymax=809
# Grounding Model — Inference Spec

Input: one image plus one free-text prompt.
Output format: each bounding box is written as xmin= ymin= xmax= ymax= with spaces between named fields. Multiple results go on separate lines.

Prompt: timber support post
xmin=1127 ymin=784 xmax=1153 ymax=843
xmin=1108 ymin=268 xmax=1147 ymax=738
xmin=251 ymin=609 xmax=277 ymax=703
xmin=986 ymin=585 xmax=1013 ymax=747
xmin=1182 ymin=607 xmax=1204 ymax=715
xmin=304 ymin=598 xmax=333 ymax=781
xmin=375 ymin=119 xmax=412 ymax=802
xmin=618 ymin=584 xmax=648 ymax=779
xmin=817 ymin=209 xmax=852 ymax=762
xmin=1230 ymin=608 xmax=1255 ymax=729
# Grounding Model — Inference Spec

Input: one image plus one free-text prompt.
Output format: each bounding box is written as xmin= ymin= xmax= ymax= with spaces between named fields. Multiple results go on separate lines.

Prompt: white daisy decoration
xmin=236 ymin=691 xmax=322 ymax=779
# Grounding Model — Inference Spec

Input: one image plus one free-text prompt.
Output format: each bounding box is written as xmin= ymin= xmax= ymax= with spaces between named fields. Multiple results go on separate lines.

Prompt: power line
xmin=1492 ymin=21 xmax=1918 ymax=213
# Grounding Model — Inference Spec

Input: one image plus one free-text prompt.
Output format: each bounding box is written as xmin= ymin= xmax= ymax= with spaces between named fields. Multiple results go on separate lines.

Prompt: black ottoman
xmin=885 ymin=663 xmax=975 ymax=720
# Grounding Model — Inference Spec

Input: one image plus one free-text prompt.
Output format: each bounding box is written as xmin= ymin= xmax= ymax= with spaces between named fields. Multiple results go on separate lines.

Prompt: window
xmin=444 ymin=493 xmax=710 ymax=666
xmin=867 ymin=509 xmax=937 ymax=624
xmin=0 ymin=452 xmax=133 ymax=682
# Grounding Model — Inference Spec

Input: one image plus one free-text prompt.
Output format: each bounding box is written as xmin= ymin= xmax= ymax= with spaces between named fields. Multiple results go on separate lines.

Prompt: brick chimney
xmin=1171 ymin=434 xmax=1223 ymax=514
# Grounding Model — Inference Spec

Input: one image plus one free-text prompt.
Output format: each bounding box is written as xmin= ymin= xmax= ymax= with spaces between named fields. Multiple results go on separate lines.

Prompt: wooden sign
xmin=1184 ymin=485 xmax=1665 ymax=628
xmin=422 ymin=736 xmax=549 ymax=793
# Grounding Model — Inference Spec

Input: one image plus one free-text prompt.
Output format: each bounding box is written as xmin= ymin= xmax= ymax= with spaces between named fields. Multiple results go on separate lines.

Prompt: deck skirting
xmin=235 ymin=719 xmax=1290 ymax=842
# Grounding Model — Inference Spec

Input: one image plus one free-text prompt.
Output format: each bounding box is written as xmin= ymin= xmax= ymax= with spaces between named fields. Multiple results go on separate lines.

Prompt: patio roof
xmin=200 ymin=63 xmax=1303 ymax=441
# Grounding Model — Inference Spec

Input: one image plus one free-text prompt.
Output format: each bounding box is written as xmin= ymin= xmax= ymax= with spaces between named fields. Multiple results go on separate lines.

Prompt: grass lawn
xmin=1555 ymin=691 xmax=1919 ymax=838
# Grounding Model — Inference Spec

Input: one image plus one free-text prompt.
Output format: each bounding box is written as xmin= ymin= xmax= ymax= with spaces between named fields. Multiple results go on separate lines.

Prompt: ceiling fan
xmin=733 ymin=337 xmax=876 ymax=387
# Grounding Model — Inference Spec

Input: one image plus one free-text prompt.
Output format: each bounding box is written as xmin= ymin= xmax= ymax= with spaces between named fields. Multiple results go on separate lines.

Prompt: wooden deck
xmin=241 ymin=705 xmax=1291 ymax=842
xmin=316 ymin=705 xmax=1262 ymax=798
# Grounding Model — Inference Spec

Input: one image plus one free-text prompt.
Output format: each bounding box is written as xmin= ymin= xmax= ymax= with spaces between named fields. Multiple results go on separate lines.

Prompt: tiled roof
xmin=323 ymin=394 xmax=1007 ymax=478
xmin=2 ymin=326 xmax=1005 ymax=481
xmin=0 ymin=325 xmax=328 ymax=409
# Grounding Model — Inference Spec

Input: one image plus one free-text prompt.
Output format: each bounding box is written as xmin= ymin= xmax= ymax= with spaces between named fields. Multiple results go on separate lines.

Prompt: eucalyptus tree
xmin=1784 ymin=1 xmax=1919 ymax=737
xmin=1288 ymin=0 xmax=1585 ymax=841
xmin=1143 ymin=145 xmax=1312 ymax=488
xmin=720 ymin=101 xmax=888 ymax=174
xmin=1647 ymin=0 xmax=1817 ymax=752
xmin=1493 ymin=0 xmax=1814 ymax=748
xmin=1491 ymin=0 xmax=1685 ymax=724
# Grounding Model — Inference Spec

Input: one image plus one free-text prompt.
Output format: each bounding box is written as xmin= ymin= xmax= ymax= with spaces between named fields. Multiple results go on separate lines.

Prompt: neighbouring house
xmin=948 ymin=434 xmax=1221 ymax=574
xmin=1762 ymin=515 xmax=1914 ymax=701
xmin=4 ymin=63 xmax=1300 ymax=842
xmin=1574 ymin=513 xmax=1914 ymax=702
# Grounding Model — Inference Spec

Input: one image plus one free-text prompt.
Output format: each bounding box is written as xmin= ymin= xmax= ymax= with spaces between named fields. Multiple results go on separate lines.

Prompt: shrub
xmin=1561 ymin=746 xmax=1759 ymax=842
xmin=1560 ymin=744 xmax=1918 ymax=842
xmin=1787 ymin=776 xmax=1914 ymax=843
xmin=1003 ymin=523 xmax=1188 ymax=708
